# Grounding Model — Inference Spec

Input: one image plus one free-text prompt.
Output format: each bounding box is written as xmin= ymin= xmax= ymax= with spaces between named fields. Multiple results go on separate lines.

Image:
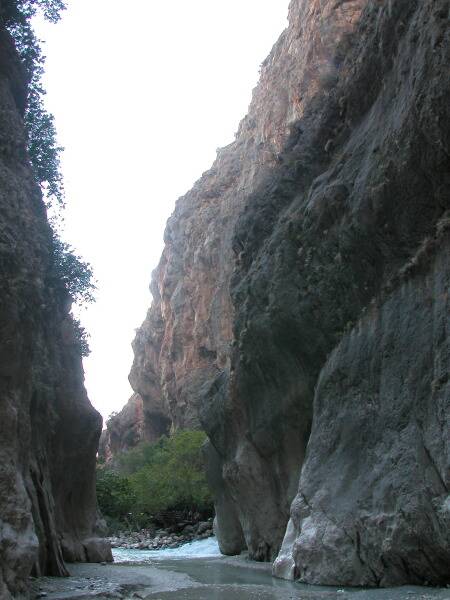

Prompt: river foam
xmin=113 ymin=536 xmax=222 ymax=562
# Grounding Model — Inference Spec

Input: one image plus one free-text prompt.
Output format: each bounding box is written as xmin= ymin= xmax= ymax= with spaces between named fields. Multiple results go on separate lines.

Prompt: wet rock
xmin=107 ymin=523 xmax=214 ymax=552
xmin=83 ymin=538 xmax=114 ymax=564
xmin=196 ymin=522 xmax=212 ymax=535
xmin=182 ymin=525 xmax=195 ymax=536
xmin=205 ymin=442 xmax=246 ymax=556
xmin=0 ymin=17 xmax=110 ymax=599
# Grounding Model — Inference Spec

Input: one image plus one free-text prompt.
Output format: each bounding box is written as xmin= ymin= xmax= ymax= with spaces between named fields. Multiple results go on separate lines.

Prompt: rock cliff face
xmin=0 ymin=13 xmax=111 ymax=600
xmin=130 ymin=0 xmax=449 ymax=587
xmin=99 ymin=393 xmax=170 ymax=463
xmin=274 ymin=227 xmax=450 ymax=586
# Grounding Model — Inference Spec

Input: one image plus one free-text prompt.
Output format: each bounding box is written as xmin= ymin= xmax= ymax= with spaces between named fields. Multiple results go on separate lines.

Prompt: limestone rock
xmin=82 ymin=538 xmax=114 ymax=564
xmin=130 ymin=0 xmax=449 ymax=585
xmin=274 ymin=230 xmax=450 ymax=587
xmin=204 ymin=442 xmax=246 ymax=556
xmin=99 ymin=392 xmax=169 ymax=463
xmin=0 ymin=15 xmax=110 ymax=599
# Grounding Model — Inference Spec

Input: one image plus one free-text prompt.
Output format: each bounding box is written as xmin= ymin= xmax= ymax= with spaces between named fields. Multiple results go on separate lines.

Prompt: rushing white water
xmin=113 ymin=536 xmax=222 ymax=563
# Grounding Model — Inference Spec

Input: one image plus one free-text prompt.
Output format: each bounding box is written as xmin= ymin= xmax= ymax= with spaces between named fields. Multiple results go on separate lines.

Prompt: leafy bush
xmin=72 ymin=317 xmax=91 ymax=357
xmin=2 ymin=0 xmax=66 ymax=25
xmin=129 ymin=431 xmax=213 ymax=515
xmin=2 ymin=1 xmax=95 ymax=355
xmin=51 ymin=234 xmax=96 ymax=356
xmin=51 ymin=235 xmax=96 ymax=306
xmin=96 ymin=470 xmax=137 ymax=523
xmin=114 ymin=435 xmax=167 ymax=476
xmin=3 ymin=0 xmax=66 ymax=206
xmin=97 ymin=431 xmax=213 ymax=530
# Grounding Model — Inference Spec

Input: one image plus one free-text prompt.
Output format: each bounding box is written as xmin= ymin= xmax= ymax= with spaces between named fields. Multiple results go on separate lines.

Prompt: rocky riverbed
xmin=108 ymin=519 xmax=214 ymax=551
xmin=31 ymin=548 xmax=450 ymax=600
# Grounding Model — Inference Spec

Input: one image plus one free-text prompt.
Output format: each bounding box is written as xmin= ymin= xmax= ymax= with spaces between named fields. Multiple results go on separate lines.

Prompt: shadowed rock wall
xmin=274 ymin=228 xmax=450 ymax=586
xmin=130 ymin=0 xmax=449 ymax=586
xmin=0 ymin=12 xmax=111 ymax=599
xmin=99 ymin=392 xmax=170 ymax=463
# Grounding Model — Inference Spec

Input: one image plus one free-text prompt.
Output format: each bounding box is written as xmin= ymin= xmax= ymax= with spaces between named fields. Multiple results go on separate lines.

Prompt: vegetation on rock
xmin=51 ymin=235 xmax=96 ymax=306
xmin=2 ymin=0 xmax=66 ymax=206
xmin=97 ymin=430 xmax=213 ymax=531
xmin=2 ymin=1 xmax=95 ymax=355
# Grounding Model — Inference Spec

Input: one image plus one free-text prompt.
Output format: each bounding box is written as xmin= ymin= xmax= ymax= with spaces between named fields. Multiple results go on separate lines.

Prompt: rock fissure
xmin=421 ymin=442 xmax=448 ymax=494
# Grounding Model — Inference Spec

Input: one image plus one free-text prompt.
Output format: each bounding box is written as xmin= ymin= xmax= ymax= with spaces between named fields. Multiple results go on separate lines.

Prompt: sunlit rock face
xmin=131 ymin=0 xmax=449 ymax=586
xmin=99 ymin=393 xmax=170 ymax=463
xmin=0 ymin=19 xmax=111 ymax=600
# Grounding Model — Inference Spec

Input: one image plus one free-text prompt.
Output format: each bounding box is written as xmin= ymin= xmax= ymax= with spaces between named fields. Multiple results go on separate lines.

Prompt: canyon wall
xmin=0 ymin=12 xmax=111 ymax=600
xmin=130 ymin=0 xmax=449 ymax=587
xmin=99 ymin=392 xmax=170 ymax=463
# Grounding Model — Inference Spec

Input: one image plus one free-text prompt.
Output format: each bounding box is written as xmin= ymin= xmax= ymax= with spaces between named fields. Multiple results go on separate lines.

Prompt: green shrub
xmin=3 ymin=2 xmax=95 ymax=357
xmin=3 ymin=0 xmax=66 ymax=206
xmin=129 ymin=431 xmax=213 ymax=514
xmin=51 ymin=234 xmax=96 ymax=355
xmin=96 ymin=469 xmax=136 ymax=523
xmin=97 ymin=430 xmax=213 ymax=529
xmin=72 ymin=317 xmax=91 ymax=357
xmin=51 ymin=235 xmax=96 ymax=306
xmin=114 ymin=435 xmax=167 ymax=476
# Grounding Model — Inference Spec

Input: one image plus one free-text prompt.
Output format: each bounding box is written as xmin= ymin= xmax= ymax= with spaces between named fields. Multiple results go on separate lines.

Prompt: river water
xmin=35 ymin=538 xmax=450 ymax=600
xmin=112 ymin=536 xmax=222 ymax=561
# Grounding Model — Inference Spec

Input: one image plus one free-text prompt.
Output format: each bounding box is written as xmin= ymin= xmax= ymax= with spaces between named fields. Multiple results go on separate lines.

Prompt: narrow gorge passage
xmin=32 ymin=546 xmax=450 ymax=600
xmin=0 ymin=0 xmax=449 ymax=598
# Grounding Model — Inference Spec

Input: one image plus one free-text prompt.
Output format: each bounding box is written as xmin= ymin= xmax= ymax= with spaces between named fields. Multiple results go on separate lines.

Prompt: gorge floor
xmin=32 ymin=556 xmax=450 ymax=600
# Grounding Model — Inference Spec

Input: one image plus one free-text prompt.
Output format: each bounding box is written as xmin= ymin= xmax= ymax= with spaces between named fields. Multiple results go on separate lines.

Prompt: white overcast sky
xmin=34 ymin=1 xmax=290 ymax=423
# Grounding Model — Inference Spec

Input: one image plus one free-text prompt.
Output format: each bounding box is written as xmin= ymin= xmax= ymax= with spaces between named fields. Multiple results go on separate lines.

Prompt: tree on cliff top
xmin=2 ymin=0 xmax=66 ymax=206
xmin=2 ymin=1 xmax=96 ymax=357
xmin=1 ymin=0 xmax=65 ymax=24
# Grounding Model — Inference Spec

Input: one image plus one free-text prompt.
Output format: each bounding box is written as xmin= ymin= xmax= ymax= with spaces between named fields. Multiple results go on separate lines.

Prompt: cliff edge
xmin=0 ymin=8 xmax=111 ymax=598
xmin=130 ymin=0 xmax=449 ymax=586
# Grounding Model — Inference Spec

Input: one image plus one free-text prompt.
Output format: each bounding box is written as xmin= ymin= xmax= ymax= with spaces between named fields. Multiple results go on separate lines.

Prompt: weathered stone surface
xmin=130 ymin=0 xmax=449 ymax=586
xmin=82 ymin=538 xmax=114 ymax=564
xmin=0 ymin=13 xmax=110 ymax=599
xmin=238 ymin=0 xmax=450 ymax=578
xmin=131 ymin=0 xmax=366 ymax=560
xmin=204 ymin=441 xmax=246 ymax=556
xmin=99 ymin=392 xmax=169 ymax=463
xmin=274 ymin=229 xmax=450 ymax=587
xmin=242 ymin=0 xmax=448 ymax=582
